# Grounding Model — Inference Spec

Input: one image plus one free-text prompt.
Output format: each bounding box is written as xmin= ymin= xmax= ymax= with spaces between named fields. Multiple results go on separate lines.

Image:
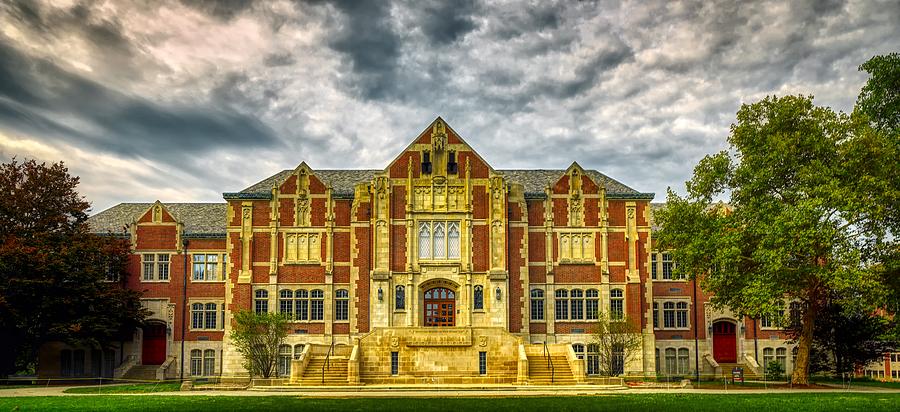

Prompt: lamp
xmin=495 ymin=287 xmax=502 ymax=301
xmin=377 ymin=287 xmax=383 ymax=301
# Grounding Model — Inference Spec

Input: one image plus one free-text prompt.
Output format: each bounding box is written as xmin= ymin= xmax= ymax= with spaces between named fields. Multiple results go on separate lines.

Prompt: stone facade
xmin=38 ymin=118 xmax=800 ymax=383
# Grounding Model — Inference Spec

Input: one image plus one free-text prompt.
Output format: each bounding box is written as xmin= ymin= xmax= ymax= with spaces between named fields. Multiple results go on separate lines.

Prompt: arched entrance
xmin=712 ymin=320 xmax=737 ymax=363
xmin=424 ymin=287 xmax=456 ymax=327
xmin=142 ymin=322 xmax=167 ymax=365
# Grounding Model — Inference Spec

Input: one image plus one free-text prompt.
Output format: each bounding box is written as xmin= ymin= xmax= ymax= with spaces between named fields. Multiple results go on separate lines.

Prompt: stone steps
xmin=527 ymin=355 xmax=576 ymax=385
xmin=123 ymin=365 xmax=160 ymax=382
xmin=299 ymin=357 xmax=349 ymax=385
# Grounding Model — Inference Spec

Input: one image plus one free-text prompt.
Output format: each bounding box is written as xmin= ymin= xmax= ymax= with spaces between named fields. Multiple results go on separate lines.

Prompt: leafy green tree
xmin=655 ymin=90 xmax=895 ymax=384
xmin=0 ymin=159 xmax=148 ymax=376
xmin=803 ymin=299 xmax=893 ymax=377
xmin=856 ymin=52 xmax=900 ymax=135
xmin=229 ymin=310 xmax=289 ymax=378
xmin=591 ymin=313 xmax=643 ymax=377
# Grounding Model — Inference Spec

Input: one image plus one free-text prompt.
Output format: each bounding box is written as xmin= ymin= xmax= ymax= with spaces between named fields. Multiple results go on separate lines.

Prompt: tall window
xmin=665 ymin=348 xmax=677 ymax=375
xmin=661 ymin=253 xmax=675 ymax=279
xmin=676 ymin=302 xmax=689 ymax=328
xmin=555 ymin=289 xmax=569 ymax=320
xmin=761 ymin=309 xmax=784 ymax=328
xmin=295 ymin=290 xmax=309 ymax=320
xmin=60 ymin=350 xmax=73 ymax=377
xmin=310 ymin=289 xmax=324 ymax=321
xmin=418 ymin=221 xmax=461 ymax=260
xmin=776 ymin=347 xmax=787 ymax=369
xmin=285 ymin=233 xmax=320 ymax=263
xmin=612 ymin=344 xmax=624 ymax=375
xmin=587 ymin=344 xmax=600 ymax=375
xmin=278 ymin=345 xmax=292 ymax=377
xmin=254 ymin=290 xmax=268 ymax=314
xmin=763 ymin=347 xmax=774 ymax=367
xmin=610 ymin=289 xmax=624 ymax=320
xmin=789 ymin=302 xmax=802 ymax=328
xmin=530 ymin=289 xmax=544 ymax=321
xmin=142 ymin=254 xmax=170 ymax=281
xmin=191 ymin=303 xmax=220 ymax=330
xmin=390 ymin=351 xmax=399 ymax=375
xmin=279 ymin=290 xmax=294 ymax=317
xmin=192 ymin=254 xmax=219 ymax=281
xmin=190 ymin=349 xmax=203 ymax=376
xmin=473 ymin=285 xmax=484 ymax=310
xmin=395 ymin=286 xmax=405 ymax=310
xmin=586 ymin=289 xmax=599 ymax=320
xmin=335 ymin=289 xmax=349 ymax=321
xmin=663 ymin=302 xmax=675 ymax=328
xmin=651 ymin=252 xmax=658 ymax=279
xmin=653 ymin=302 xmax=659 ymax=329
xmin=203 ymin=349 xmax=215 ymax=376
xmin=478 ymin=351 xmax=487 ymax=375
xmin=570 ymin=289 xmax=584 ymax=320
xmin=677 ymin=348 xmax=690 ymax=375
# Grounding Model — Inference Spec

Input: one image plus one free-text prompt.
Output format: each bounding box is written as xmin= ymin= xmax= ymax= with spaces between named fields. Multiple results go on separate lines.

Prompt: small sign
xmin=732 ymin=367 xmax=744 ymax=383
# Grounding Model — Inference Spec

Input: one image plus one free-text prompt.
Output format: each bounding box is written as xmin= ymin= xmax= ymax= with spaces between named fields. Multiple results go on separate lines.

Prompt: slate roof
xmin=88 ymin=203 xmax=227 ymax=236
xmin=232 ymin=169 xmax=653 ymax=200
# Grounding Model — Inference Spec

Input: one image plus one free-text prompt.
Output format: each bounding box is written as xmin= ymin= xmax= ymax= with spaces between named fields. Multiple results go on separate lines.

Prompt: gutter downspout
xmin=180 ymin=239 xmax=189 ymax=381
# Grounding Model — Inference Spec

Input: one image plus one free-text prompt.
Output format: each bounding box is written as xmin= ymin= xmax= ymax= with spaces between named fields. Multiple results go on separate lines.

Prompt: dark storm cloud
xmin=414 ymin=0 xmax=479 ymax=45
xmin=0 ymin=40 xmax=279 ymax=163
xmin=179 ymin=0 xmax=256 ymax=21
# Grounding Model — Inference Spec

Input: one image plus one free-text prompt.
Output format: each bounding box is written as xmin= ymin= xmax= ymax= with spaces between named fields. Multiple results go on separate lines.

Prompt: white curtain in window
xmin=447 ymin=222 xmax=460 ymax=259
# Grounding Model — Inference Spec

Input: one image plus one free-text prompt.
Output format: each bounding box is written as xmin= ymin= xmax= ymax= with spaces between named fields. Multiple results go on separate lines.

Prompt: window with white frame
xmin=585 ymin=289 xmax=599 ymax=320
xmin=657 ymin=300 xmax=688 ymax=329
xmin=661 ymin=252 xmax=676 ymax=279
xmin=279 ymin=290 xmax=294 ymax=317
xmin=651 ymin=252 xmax=658 ymax=279
xmin=281 ymin=289 xmax=325 ymax=321
xmin=191 ymin=302 xmax=221 ymax=330
xmin=192 ymin=254 xmax=219 ymax=281
xmin=142 ymin=253 xmax=170 ymax=281
xmin=555 ymin=289 xmax=569 ymax=320
xmin=559 ymin=233 xmax=594 ymax=263
xmin=530 ymin=289 xmax=544 ymax=321
xmin=285 ymin=233 xmax=320 ymax=263
xmin=776 ymin=347 xmax=787 ymax=369
xmin=663 ymin=302 xmax=676 ymax=328
xmin=277 ymin=344 xmax=292 ymax=377
xmin=677 ymin=348 xmax=690 ymax=374
xmin=310 ymin=289 xmax=324 ymax=321
xmin=418 ymin=221 xmax=461 ymax=260
xmin=254 ymin=290 xmax=268 ymax=314
xmin=610 ymin=289 xmax=624 ymax=320
xmin=761 ymin=309 xmax=785 ymax=329
xmin=664 ymin=348 xmax=677 ymax=375
xmin=570 ymin=289 xmax=584 ymax=320
xmin=763 ymin=347 xmax=775 ymax=368
xmin=190 ymin=349 xmax=216 ymax=376
xmin=676 ymin=302 xmax=688 ymax=328
xmin=295 ymin=290 xmax=309 ymax=320
xmin=334 ymin=289 xmax=349 ymax=321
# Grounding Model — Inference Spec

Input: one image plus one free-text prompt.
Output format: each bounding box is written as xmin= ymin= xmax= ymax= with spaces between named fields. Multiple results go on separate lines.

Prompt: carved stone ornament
xmin=390 ymin=336 xmax=400 ymax=348
xmin=478 ymin=336 xmax=488 ymax=347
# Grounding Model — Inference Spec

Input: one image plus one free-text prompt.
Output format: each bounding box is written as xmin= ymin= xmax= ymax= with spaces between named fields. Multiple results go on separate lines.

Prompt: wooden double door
xmin=142 ymin=324 xmax=167 ymax=365
xmin=712 ymin=321 xmax=737 ymax=363
xmin=424 ymin=287 xmax=456 ymax=327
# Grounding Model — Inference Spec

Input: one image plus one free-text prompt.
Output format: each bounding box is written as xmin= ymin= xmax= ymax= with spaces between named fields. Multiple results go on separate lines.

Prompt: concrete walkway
xmin=1 ymin=384 xmax=898 ymax=398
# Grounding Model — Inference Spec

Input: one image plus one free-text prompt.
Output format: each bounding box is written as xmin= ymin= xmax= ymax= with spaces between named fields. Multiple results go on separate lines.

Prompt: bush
xmin=765 ymin=361 xmax=785 ymax=381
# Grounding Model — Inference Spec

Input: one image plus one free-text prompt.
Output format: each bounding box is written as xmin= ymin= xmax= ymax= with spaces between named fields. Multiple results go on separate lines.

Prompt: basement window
xmin=479 ymin=352 xmax=487 ymax=375
xmin=391 ymin=352 xmax=399 ymax=375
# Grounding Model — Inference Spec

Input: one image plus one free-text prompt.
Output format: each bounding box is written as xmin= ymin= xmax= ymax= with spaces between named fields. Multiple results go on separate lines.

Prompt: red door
xmin=142 ymin=324 xmax=167 ymax=365
xmin=712 ymin=321 xmax=737 ymax=363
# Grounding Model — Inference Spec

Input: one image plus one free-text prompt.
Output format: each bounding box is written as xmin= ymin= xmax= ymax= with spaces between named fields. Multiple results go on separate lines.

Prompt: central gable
xmin=386 ymin=117 xmax=493 ymax=180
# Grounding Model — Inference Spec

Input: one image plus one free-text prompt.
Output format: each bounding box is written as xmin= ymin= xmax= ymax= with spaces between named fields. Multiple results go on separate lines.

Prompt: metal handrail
xmin=543 ymin=341 xmax=555 ymax=383
xmin=322 ymin=341 xmax=335 ymax=384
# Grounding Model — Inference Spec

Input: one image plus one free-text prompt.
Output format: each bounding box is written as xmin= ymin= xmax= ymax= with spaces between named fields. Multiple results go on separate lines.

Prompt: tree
xmin=803 ymin=298 xmax=893 ymax=377
xmin=856 ymin=52 xmax=900 ymax=135
xmin=0 ymin=159 xmax=148 ymax=375
xmin=229 ymin=310 xmax=289 ymax=379
xmin=655 ymin=92 xmax=895 ymax=384
xmin=591 ymin=313 xmax=643 ymax=376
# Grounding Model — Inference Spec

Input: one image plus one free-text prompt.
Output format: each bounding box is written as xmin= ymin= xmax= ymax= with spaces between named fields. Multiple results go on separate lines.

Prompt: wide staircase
xmin=123 ymin=365 xmax=160 ymax=381
xmin=527 ymin=354 xmax=577 ymax=385
xmin=297 ymin=356 xmax=350 ymax=386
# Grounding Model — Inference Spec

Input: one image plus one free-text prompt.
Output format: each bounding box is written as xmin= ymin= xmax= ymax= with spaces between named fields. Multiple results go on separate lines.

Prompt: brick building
xmin=39 ymin=118 xmax=805 ymax=383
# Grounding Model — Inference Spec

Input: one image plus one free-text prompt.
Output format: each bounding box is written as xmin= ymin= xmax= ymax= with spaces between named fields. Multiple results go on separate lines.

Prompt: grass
xmin=811 ymin=378 xmax=900 ymax=390
xmin=63 ymin=382 xmax=182 ymax=394
xmin=0 ymin=394 xmax=899 ymax=411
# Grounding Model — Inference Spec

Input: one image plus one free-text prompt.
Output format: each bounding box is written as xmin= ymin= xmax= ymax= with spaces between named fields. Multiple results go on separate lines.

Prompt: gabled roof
xmin=228 ymin=169 xmax=380 ymax=199
xmin=498 ymin=169 xmax=650 ymax=198
xmin=88 ymin=203 xmax=227 ymax=236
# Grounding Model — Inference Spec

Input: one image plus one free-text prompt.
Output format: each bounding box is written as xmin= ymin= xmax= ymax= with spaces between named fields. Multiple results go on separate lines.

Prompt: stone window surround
xmin=188 ymin=299 xmax=225 ymax=331
xmin=141 ymin=251 xmax=171 ymax=282
xmin=653 ymin=298 xmax=691 ymax=330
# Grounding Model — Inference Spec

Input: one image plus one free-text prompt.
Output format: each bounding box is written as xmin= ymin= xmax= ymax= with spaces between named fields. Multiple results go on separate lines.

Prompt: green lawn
xmin=63 ymin=382 xmax=182 ymax=394
xmin=811 ymin=378 xmax=900 ymax=390
xmin=1 ymin=394 xmax=899 ymax=411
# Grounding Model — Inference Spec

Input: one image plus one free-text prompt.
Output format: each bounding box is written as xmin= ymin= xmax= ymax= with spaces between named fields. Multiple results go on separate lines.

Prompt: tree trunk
xmin=791 ymin=302 xmax=818 ymax=385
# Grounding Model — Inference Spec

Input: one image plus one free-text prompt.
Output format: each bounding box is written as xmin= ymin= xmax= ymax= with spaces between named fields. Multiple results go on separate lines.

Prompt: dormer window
xmin=422 ymin=151 xmax=432 ymax=174
xmin=447 ymin=151 xmax=458 ymax=174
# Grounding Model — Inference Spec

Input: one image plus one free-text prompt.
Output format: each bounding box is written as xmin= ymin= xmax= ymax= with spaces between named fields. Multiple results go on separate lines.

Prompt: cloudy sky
xmin=1 ymin=0 xmax=897 ymax=212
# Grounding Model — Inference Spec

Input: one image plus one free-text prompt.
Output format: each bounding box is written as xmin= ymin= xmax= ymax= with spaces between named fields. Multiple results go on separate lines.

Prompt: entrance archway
xmin=142 ymin=323 xmax=167 ymax=365
xmin=424 ymin=287 xmax=456 ymax=327
xmin=712 ymin=320 xmax=737 ymax=363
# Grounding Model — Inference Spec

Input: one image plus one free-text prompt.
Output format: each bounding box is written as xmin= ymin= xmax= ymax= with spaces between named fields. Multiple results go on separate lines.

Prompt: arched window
xmin=278 ymin=344 xmax=292 ymax=377
xmin=473 ymin=285 xmax=484 ymax=310
xmin=204 ymin=303 xmax=217 ymax=329
xmin=555 ymin=289 xmax=569 ymax=320
xmin=587 ymin=344 xmax=600 ymax=375
xmin=293 ymin=344 xmax=305 ymax=360
xmin=677 ymin=348 xmax=690 ymax=374
xmin=586 ymin=289 xmax=599 ymax=320
xmin=295 ymin=289 xmax=309 ymax=321
xmin=776 ymin=347 xmax=787 ymax=369
xmin=190 ymin=349 xmax=202 ymax=376
xmin=254 ymin=289 xmax=268 ymax=314
xmin=418 ymin=223 xmax=432 ymax=259
xmin=60 ymin=349 xmax=73 ymax=377
xmin=663 ymin=302 xmax=675 ymax=328
xmin=530 ymin=289 xmax=544 ymax=321
xmin=676 ymin=302 xmax=688 ymax=328
xmin=191 ymin=303 xmax=204 ymax=329
xmin=433 ymin=222 xmax=446 ymax=258
xmin=279 ymin=290 xmax=294 ymax=317
xmin=395 ymin=286 xmax=405 ymax=310
xmin=203 ymin=349 xmax=216 ymax=376
xmin=448 ymin=222 xmax=460 ymax=259
xmin=335 ymin=289 xmax=349 ymax=321
xmin=572 ymin=344 xmax=585 ymax=359
xmin=570 ymin=289 xmax=584 ymax=320
xmin=665 ymin=348 xmax=677 ymax=375
xmin=610 ymin=289 xmax=624 ymax=320
xmin=310 ymin=289 xmax=324 ymax=321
